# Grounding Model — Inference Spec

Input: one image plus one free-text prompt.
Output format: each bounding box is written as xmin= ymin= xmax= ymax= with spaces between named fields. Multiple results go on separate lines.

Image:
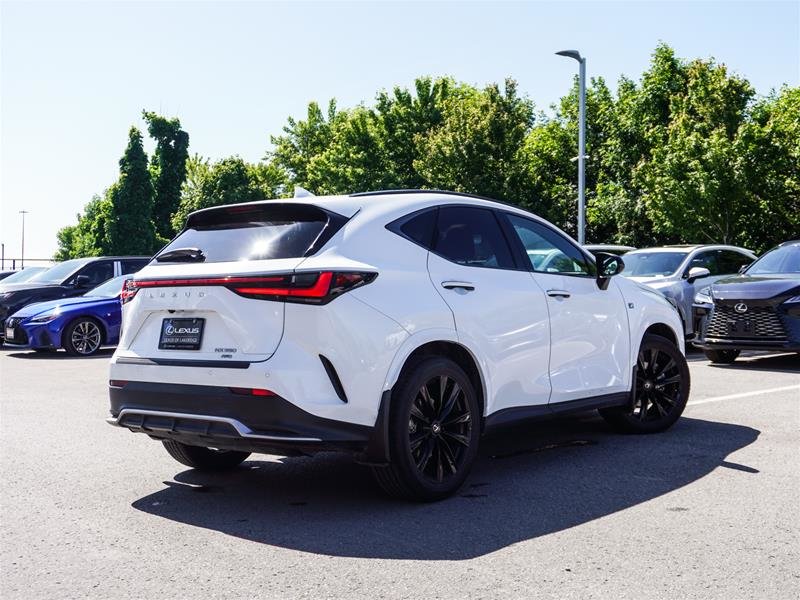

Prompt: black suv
xmin=693 ymin=240 xmax=800 ymax=362
xmin=0 ymin=256 xmax=148 ymax=341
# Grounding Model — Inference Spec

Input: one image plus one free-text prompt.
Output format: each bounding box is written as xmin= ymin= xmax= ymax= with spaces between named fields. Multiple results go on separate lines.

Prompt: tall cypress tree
xmin=105 ymin=127 xmax=157 ymax=255
xmin=144 ymin=111 xmax=190 ymax=240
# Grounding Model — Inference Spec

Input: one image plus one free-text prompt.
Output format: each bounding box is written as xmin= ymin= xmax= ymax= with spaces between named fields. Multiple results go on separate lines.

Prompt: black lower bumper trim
xmin=109 ymin=381 xmax=371 ymax=453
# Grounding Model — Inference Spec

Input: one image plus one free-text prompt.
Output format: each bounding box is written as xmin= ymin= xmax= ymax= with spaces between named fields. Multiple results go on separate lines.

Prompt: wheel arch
xmin=363 ymin=334 xmax=487 ymax=465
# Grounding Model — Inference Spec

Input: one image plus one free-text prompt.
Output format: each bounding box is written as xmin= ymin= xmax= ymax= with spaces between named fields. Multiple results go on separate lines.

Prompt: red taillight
xmin=126 ymin=271 xmax=376 ymax=305
xmin=229 ymin=387 xmax=276 ymax=396
xmin=120 ymin=279 xmax=138 ymax=305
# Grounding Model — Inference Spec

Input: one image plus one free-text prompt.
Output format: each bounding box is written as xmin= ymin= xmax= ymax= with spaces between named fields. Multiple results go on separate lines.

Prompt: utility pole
xmin=20 ymin=210 xmax=29 ymax=268
xmin=556 ymin=49 xmax=587 ymax=244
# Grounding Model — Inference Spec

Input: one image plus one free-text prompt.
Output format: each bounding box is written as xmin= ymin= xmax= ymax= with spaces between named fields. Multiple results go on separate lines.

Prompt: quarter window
xmin=433 ymin=207 xmax=515 ymax=270
xmin=505 ymin=214 xmax=593 ymax=275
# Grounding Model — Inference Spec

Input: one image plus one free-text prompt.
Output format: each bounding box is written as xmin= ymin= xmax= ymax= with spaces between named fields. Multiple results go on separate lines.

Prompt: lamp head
xmin=556 ymin=49 xmax=583 ymax=62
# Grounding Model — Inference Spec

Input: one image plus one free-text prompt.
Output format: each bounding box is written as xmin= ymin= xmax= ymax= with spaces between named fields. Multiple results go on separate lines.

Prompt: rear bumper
xmin=108 ymin=381 xmax=372 ymax=455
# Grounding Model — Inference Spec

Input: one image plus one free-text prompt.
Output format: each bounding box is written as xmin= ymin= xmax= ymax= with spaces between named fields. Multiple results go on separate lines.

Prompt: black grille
xmin=3 ymin=319 xmax=28 ymax=344
xmin=706 ymin=305 xmax=787 ymax=340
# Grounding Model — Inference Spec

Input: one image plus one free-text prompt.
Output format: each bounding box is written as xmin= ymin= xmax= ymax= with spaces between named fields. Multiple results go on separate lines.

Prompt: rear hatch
xmin=118 ymin=202 xmax=349 ymax=363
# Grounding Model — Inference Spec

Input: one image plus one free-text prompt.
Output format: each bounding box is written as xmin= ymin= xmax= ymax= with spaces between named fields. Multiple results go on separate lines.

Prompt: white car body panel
xmin=111 ymin=191 xmax=687 ymax=433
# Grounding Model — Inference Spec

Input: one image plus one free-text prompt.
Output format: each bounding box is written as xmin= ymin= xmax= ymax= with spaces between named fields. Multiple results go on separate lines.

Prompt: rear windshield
xmin=155 ymin=203 xmax=346 ymax=264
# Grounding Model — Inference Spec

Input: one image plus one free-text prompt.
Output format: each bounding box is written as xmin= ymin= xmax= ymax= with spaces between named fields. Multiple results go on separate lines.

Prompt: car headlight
xmin=694 ymin=287 xmax=713 ymax=304
xmin=28 ymin=314 xmax=58 ymax=324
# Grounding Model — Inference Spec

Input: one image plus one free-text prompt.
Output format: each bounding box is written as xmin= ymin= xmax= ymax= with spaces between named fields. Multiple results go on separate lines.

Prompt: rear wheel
xmin=162 ymin=440 xmax=250 ymax=470
xmin=600 ymin=334 xmax=690 ymax=433
xmin=63 ymin=318 xmax=103 ymax=356
xmin=371 ymin=357 xmax=480 ymax=501
xmin=703 ymin=348 xmax=740 ymax=364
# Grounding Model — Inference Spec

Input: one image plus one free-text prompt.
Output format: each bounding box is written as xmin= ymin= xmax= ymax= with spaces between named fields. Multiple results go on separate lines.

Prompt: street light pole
xmin=20 ymin=210 xmax=29 ymax=268
xmin=556 ymin=49 xmax=587 ymax=244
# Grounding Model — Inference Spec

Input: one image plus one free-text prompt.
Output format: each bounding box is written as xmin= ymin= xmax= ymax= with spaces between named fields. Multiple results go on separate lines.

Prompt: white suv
xmin=108 ymin=190 xmax=689 ymax=501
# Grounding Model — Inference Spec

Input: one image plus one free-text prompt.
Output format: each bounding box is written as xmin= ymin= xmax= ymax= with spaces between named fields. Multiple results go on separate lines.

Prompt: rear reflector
xmin=229 ymin=387 xmax=276 ymax=397
xmin=109 ymin=380 xmax=129 ymax=388
xmin=123 ymin=271 xmax=377 ymax=305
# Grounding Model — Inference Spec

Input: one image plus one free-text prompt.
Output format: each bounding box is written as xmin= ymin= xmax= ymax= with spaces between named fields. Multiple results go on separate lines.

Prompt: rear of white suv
xmin=109 ymin=191 xmax=689 ymax=501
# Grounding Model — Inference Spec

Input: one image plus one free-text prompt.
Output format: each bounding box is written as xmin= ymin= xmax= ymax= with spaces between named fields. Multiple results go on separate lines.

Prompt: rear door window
xmin=717 ymin=250 xmax=752 ymax=274
xmin=433 ymin=206 xmax=515 ymax=270
xmin=154 ymin=203 xmax=347 ymax=264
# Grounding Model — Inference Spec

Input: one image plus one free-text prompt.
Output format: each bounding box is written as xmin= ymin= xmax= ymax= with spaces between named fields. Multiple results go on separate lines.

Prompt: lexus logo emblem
xmin=734 ymin=303 xmax=748 ymax=314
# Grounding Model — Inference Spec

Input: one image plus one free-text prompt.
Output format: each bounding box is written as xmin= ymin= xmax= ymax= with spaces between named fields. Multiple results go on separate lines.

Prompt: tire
xmin=63 ymin=317 xmax=103 ymax=356
xmin=162 ymin=440 xmax=250 ymax=471
xmin=600 ymin=334 xmax=690 ymax=434
xmin=371 ymin=356 xmax=480 ymax=502
xmin=703 ymin=348 xmax=740 ymax=364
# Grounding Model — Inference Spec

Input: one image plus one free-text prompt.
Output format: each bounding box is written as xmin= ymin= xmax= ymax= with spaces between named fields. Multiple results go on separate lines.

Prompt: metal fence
xmin=1 ymin=258 xmax=56 ymax=270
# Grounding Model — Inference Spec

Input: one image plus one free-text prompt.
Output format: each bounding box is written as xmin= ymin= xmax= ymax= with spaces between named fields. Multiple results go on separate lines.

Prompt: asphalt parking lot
xmin=1 ymin=347 xmax=798 ymax=600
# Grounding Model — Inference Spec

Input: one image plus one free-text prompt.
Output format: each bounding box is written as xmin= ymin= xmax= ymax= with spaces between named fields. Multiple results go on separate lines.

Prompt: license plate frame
xmin=158 ymin=318 xmax=205 ymax=350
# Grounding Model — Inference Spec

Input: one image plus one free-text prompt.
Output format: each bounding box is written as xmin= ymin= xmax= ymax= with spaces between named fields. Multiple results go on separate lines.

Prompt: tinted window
xmin=121 ymin=259 xmax=148 ymax=275
xmin=747 ymin=244 xmax=800 ymax=274
xmin=717 ymin=250 xmax=751 ymax=274
xmin=621 ymin=252 xmax=687 ymax=277
xmin=506 ymin=214 xmax=593 ymax=275
xmin=71 ymin=261 xmax=115 ymax=286
xmin=399 ymin=209 xmax=436 ymax=248
xmin=30 ymin=258 xmax=92 ymax=284
xmin=688 ymin=251 xmax=719 ymax=275
xmin=156 ymin=203 xmax=344 ymax=264
xmin=433 ymin=207 xmax=514 ymax=270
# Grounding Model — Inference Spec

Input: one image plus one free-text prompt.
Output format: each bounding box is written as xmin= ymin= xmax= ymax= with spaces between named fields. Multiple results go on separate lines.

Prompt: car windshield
xmin=27 ymin=259 xmax=90 ymax=284
xmin=746 ymin=244 xmax=800 ymax=275
xmin=85 ymin=275 xmax=126 ymax=298
xmin=0 ymin=267 xmax=47 ymax=284
xmin=621 ymin=252 xmax=688 ymax=277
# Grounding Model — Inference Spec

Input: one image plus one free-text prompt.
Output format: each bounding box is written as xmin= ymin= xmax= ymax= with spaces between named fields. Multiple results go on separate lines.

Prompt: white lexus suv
xmin=108 ymin=190 xmax=690 ymax=501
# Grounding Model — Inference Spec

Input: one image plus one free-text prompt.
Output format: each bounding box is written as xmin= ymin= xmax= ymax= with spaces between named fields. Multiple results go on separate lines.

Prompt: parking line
xmin=687 ymin=385 xmax=800 ymax=406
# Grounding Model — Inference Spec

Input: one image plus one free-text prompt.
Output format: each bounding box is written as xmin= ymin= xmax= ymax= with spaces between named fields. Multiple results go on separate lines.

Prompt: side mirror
xmin=75 ymin=274 xmax=91 ymax=288
xmin=595 ymin=252 xmax=624 ymax=290
xmin=687 ymin=266 xmax=710 ymax=283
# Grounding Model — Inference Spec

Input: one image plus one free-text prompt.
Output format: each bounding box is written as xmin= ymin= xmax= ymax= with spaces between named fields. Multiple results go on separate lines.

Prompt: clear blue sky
xmin=1 ymin=0 xmax=798 ymax=260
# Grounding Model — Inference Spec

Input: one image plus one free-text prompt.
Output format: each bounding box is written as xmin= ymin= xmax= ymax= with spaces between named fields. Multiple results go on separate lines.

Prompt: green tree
xmin=144 ymin=111 xmax=190 ymax=242
xmin=171 ymin=156 xmax=287 ymax=230
xmin=105 ymin=127 xmax=157 ymax=255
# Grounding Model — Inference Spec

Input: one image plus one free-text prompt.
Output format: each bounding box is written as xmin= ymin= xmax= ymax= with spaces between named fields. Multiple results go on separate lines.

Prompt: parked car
xmin=0 ymin=267 xmax=47 ymax=285
xmin=0 ymin=256 xmax=147 ymax=343
xmin=107 ymin=190 xmax=689 ymax=501
xmin=620 ymin=245 xmax=756 ymax=337
xmin=4 ymin=275 xmax=126 ymax=356
xmin=584 ymin=244 xmax=636 ymax=257
xmin=693 ymin=240 xmax=800 ymax=363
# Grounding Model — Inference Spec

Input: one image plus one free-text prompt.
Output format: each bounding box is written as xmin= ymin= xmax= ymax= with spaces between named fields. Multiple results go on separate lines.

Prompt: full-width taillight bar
xmin=121 ymin=271 xmax=377 ymax=305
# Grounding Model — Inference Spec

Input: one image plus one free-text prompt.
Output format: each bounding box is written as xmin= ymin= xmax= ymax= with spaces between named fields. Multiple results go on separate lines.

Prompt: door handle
xmin=546 ymin=289 xmax=571 ymax=298
xmin=441 ymin=281 xmax=476 ymax=291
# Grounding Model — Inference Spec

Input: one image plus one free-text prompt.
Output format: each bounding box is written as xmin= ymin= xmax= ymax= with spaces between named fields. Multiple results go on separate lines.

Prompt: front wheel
xmin=162 ymin=440 xmax=250 ymax=470
xmin=63 ymin=318 xmax=103 ymax=356
xmin=703 ymin=348 xmax=740 ymax=364
xmin=371 ymin=357 xmax=480 ymax=501
xmin=600 ymin=334 xmax=690 ymax=433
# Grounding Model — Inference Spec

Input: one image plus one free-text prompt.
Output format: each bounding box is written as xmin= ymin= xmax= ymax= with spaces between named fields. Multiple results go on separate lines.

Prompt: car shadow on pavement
xmin=131 ymin=415 xmax=759 ymax=560
xmin=706 ymin=352 xmax=799 ymax=373
xmin=0 ymin=347 xmax=115 ymax=359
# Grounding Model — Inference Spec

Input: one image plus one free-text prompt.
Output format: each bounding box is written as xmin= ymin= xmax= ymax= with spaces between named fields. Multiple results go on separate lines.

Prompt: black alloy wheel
xmin=371 ymin=356 xmax=480 ymax=501
xmin=600 ymin=334 xmax=690 ymax=433
xmin=408 ymin=374 xmax=473 ymax=483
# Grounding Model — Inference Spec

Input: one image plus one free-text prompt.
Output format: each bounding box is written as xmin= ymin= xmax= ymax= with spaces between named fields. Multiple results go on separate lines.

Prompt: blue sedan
xmin=4 ymin=275 xmax=126 ymax=356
